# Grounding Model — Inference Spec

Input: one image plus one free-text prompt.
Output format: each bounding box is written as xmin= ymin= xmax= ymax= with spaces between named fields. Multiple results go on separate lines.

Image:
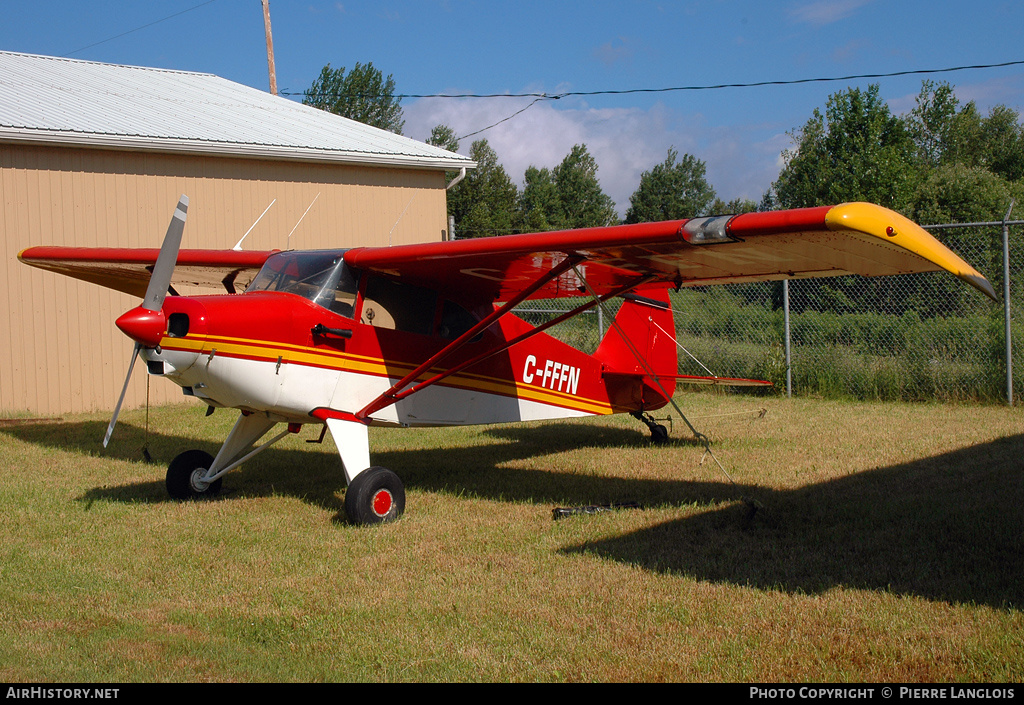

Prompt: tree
xmin=978 ymin=104 xmax=1024 ymax=182
xmin=768 ymin=80 xmax=1024 ymax=316
xmin=552 ymin=144 xmax=618 ymax=228
xmin=426 ymin=124 xmax=459 ymax=153
xmin=770 ymin=86 xmax=922 ymax=314
xmin=904 ymin=81 xmax=1024 ymax=228
xmin=426 ymin=124 xmax=464 ymax=195
xmin=516 ymin=166 xmax=564 ymax=232
xmin=303 ymin=62 xmax=405 ymax=134
xmin=625 ymin=148 xmax=717 ymax=223
xmin=771 ymin=85 xmax=919 ymax=212
xmin=891 ymin=86 xmax=1024 ymax=317
xmin=911 ymin=164 xmax=1022 ymax=226
xmin=446 ymin=139 xmax=518 ymax=238
xmin=709 ymin=197 xmax=759 ymax=214
xmin=906 ymin=80 xmax=968 ymax=168
xmin=907 ymin=81 xmax=1024 ymax=182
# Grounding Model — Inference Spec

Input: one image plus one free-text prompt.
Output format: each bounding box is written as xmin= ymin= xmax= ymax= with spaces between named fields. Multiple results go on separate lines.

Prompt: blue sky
xmin=3 ymin=0 xmax=1024 ymax=216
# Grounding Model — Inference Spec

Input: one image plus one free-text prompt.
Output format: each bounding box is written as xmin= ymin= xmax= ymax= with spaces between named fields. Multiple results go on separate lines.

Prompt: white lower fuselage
xmin=144 ymin=344 xmax=595 ymax=429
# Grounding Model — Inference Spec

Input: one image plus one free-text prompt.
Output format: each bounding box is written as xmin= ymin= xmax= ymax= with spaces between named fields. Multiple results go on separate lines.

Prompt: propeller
xmin=103 ymin=195 xmax=189 ymax=448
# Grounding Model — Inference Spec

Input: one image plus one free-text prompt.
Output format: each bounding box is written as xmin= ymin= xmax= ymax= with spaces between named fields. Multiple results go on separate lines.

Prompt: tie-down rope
xmin=649 ymin=317 xmax=718 ymax=379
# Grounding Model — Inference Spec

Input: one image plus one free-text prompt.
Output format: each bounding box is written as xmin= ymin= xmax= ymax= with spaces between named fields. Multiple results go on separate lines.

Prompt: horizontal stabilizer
xmin=666 ymin=374 xmax=772 ymax=387
xmin=604 ymin=371 xmax=772 ymax=387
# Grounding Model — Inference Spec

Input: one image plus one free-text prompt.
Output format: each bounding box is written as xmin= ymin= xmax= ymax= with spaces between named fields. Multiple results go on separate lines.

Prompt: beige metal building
xmin=0 ymin=51 xmax=474 ymax=416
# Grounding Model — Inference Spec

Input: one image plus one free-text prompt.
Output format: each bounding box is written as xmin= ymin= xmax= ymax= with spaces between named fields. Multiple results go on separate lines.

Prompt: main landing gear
xmin=162 ymin=412 xmax=406 ymax=526
xmin=632 ymin=411 xmax=669 ymax=444
xmin=165 ymin=451 xmax=405 ymax=525
xmin=164 ymin=447 xmax=405 ymax=524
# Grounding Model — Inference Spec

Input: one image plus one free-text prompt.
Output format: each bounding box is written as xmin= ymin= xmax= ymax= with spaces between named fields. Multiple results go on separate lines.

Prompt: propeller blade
xmin=105 ymin=196 xmax=188 ymax=448
xmin=104 ymin=342 xmax=141 ymax=448
xmin=142 ymin=195 xmax=189 ymax=312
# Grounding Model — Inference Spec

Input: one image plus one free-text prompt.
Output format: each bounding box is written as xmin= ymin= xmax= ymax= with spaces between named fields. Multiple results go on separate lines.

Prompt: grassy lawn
xmin=0 ymin=392 xmax=1022 ymax=682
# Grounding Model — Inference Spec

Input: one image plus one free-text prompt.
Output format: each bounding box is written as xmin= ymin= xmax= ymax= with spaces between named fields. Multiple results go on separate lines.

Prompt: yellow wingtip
xmin=825 ymin=202 xmax=998 ymax=301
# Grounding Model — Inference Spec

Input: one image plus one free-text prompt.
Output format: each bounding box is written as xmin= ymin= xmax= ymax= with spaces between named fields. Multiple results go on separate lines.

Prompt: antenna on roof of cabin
xmin=286 ymin=192 xmax=321 ymax=250
xmin=233 ymin=199 xmax=276 ymax=251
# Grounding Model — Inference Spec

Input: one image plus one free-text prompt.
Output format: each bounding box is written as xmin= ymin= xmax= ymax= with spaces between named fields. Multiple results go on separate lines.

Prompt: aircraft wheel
xmin=650 ymin=424 xmax=669 ymax=444
xmin=344 ymin=466 xmax=405 ymax=525
xmin=166 ymin=449 xmax=223 ymax=500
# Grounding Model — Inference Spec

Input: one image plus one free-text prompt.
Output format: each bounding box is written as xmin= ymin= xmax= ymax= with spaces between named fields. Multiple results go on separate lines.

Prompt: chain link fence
xmin=517 ymin=220 xmax=1024 ymax=404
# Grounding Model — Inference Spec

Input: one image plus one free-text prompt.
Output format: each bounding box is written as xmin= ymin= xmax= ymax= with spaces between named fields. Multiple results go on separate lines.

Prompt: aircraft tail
xmin=594 ymin=286 xmax=678 ymax=410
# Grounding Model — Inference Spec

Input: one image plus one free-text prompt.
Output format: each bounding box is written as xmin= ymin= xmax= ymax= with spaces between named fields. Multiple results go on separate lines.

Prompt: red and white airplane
xmin=19 ymin=197 xmax=995 ymax=524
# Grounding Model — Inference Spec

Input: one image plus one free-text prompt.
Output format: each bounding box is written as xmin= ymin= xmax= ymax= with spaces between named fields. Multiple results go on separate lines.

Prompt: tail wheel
xmin=631 ymin=411 xmax=670 ymax=444
xmin=650 ymin=424 xmax=669 ymax=444
xmin=344 ymin=466 xmax=405 ymax=525
xmin=167 ymin=449 xmax=223 ymax=500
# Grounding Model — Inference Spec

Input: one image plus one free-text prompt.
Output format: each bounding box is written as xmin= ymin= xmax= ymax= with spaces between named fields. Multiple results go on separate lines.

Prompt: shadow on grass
xmin=3 ymin=417 xmax=1021 ymax=609
xmin=1 ymin=416 xmax=704 ymax=518
xmin=561 ymin=434 xmax=1024 ymax=610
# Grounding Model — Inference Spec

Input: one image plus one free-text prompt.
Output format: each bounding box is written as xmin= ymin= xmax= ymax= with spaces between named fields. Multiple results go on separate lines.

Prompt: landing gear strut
xmin=632 ymin=411 xmax=669 ymax=444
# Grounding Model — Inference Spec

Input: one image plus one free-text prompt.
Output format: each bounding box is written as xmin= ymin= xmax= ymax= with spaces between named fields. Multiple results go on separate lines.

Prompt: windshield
xmin=247 ymin=250 xmax=358 ymax=317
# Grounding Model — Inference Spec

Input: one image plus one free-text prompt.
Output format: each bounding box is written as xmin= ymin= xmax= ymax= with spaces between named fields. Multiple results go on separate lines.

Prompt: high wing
xmin=344 ymin=203 xmax=997 ymax=303
xmin=18 ymin=203 xmax=996 ymax=304
xmin=18 ymin=247 xmax=276 ymax=297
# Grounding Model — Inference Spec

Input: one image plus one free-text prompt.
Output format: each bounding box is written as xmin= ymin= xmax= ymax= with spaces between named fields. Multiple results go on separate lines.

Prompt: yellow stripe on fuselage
xmin=160 ymin=333 xmax=614 ymax=416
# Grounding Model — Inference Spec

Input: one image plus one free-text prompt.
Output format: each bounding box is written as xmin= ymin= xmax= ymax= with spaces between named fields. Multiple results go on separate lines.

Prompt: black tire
xmin=650 ymin=424 xmax=669 ymax=444
xmin=344 ymin=466 xmax=405 ymax=525
xmin=166 ymin=449 xmax=223 ymax=500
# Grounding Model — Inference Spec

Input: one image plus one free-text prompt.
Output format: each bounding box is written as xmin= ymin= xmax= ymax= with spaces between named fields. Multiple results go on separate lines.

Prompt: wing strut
xmin=355 ymin=255 xmax=585 ymax=421
xmin=372 ymin=274 xmax=658 ymax=413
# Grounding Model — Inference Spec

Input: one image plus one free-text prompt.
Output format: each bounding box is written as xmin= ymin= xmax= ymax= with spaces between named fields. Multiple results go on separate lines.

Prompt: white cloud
xmin=788 ymin=0 xmax=874 ymax=27
xmin=404 ymin=96 xmax=787 ymax=218
xmin=952 ymin=73 xmax=1024 ymax=110
xmin=592 ymin=37 xmax=635 ymax=68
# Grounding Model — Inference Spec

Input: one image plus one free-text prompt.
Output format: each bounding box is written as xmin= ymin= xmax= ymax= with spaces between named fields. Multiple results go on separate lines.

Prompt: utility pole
xmin=262 ymin=0 xmax=278 ymax=95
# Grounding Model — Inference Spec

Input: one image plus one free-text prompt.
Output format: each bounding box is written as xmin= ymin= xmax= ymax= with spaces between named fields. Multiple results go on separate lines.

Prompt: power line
xmin=63 ymin=0 xmax=219 ymax=57
xmin=456 ymin=96 xmax=551 ymax=141
xmin=294 ymin=58 xmax=1024 ymax=140
xmin=288 ymin=59 xmax=1024 ymax=101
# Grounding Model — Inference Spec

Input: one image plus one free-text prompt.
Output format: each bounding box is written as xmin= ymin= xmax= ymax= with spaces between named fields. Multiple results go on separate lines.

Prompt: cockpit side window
xmin=312 ymin=259 xmax=359 ymax=317
xmin=247 ymin=250 xmax=357 ymax=318
xmin=361 ymin=275 xmax=437 ymax=335
xmin=439 ymin=300 xmax=482 ymax=341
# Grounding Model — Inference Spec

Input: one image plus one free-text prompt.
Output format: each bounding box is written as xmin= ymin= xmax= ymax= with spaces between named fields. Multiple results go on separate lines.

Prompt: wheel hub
xmin=371 ymin=489 xmax=393 ymax=517
xmin=189 ymin=468 xmax=211 ymax=493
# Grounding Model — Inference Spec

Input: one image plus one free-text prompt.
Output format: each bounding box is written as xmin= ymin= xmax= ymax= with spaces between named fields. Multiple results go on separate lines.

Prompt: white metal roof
xmin=0 ymin=51 xmax=475 ymax=171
